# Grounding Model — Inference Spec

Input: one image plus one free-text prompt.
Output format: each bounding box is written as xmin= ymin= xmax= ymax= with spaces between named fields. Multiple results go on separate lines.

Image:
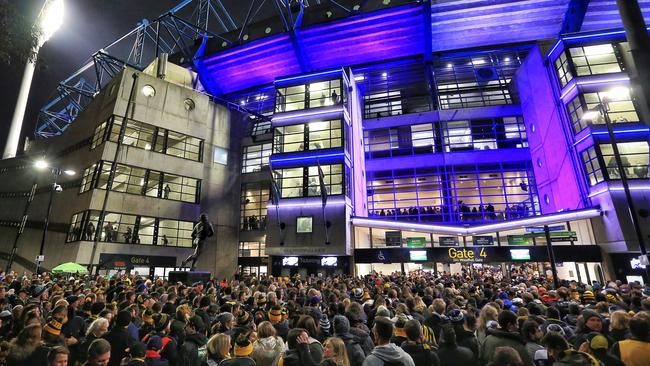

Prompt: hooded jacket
xmin=362 ymin=343 xmax=416 ymax=366
xmin=252 ymin=336 xmax=285 ymax=366
xmin=333 ymin=315 xmax=367 ymax=366
xmin=180 ymin=332 xmax=208 ymax=366
xmin=400 ymin=341 xmax=439 ymax=366
xmin=479 ymin=328 xmax=533 ymax=366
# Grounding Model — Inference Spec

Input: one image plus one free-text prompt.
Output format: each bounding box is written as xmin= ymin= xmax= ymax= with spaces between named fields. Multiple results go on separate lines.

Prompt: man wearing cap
xmin=144 ymin=336 xmax=170 ymax=366
xmin=480 ymin=310 xmax=533 ymax=366
xmin=103 ymin=310 xmax=136 ymax=366
xmin=123 ymin=342 xmax=147 ymax=366
xmin=29 ymin=285 xmax=48 ymax=312
xmin=180 ymin=315 xmax=208 ymax=366
xmin=0 ymin=310 xmax=12 ymax=340
xmin=578 ymin=332 xmax=624 ymax=366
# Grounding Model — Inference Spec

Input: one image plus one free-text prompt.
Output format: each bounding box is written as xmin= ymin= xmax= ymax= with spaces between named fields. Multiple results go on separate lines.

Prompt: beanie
xmin=116 ymin=310 xmax=132 ymax=327
xmin=234 ymin=339 xmax=253 ymax=357
xmin=582 ymin=309 xmax=601 ymax=323
xmin=43 ymin=319 xmax=62 ymax=335
xmin=319 ymin=314 xmax=331 ymax=332
xmin=268 ymin=307 xmax=282 ymax=322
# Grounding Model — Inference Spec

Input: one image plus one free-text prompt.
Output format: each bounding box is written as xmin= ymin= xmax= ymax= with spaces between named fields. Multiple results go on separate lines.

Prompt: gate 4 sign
xmin=447 ymin=247 xmax=488 ymax=262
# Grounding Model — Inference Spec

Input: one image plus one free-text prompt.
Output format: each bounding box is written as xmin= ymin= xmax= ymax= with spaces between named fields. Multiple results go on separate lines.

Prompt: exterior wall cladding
xmin=2 ymin=1 xmax=650 ymax=280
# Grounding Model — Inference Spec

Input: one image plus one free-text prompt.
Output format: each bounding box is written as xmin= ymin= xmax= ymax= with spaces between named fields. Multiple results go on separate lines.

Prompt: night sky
xmin=0 ymin=0 xmax=253 ymax=154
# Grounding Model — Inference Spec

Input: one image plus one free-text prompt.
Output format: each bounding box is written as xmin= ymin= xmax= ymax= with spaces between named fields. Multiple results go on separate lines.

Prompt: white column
xmin=3 ymin=54 xmax=39 ymax=159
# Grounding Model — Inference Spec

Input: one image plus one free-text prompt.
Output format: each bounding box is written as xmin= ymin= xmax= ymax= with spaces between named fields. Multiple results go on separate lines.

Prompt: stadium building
xmin=1 ymin=0 xmax=650 ymax=283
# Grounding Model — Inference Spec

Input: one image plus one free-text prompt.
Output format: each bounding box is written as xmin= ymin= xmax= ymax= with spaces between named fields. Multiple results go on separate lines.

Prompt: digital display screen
xmin=296 ymin=217 xmax=313 ymax=233
xmin=282 ymin=257 xmax=299 ymax=266
xmin=409 ymin=250 xmax=427 ymax=261
xmin=510 ymin=249 xmax=531 ymax=261
xmin=321 ymin=257 xmax=338 ymax=266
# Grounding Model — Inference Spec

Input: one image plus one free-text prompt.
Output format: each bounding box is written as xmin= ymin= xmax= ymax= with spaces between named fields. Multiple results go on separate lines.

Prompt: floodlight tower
xmin=3 ymin=0 xmax=64 ymax=159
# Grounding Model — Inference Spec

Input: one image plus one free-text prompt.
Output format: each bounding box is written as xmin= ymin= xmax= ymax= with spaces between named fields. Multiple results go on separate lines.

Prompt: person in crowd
xmin=399 ymin=319 xmax=439 ymax=366
xmin=363 ymin=317 xmax=414 ymax=366
xmin=322 ymin=337 xmax=350 ymax=366
xmin=180 ymin=315 xmax=208 ymax=366
xmin=573 ymin=310 xmax=605 ymax=349
xmin=86 ymin=338 xmax=112 ymax=366
xmin=481 ymin=310 xmax=532 ymax=366
xmin=47 ymin=345 xmax=70 ymax=366
xmin=252 ymin=321 xmax=285 ymax=366
xmin=541 ymin=331 xmax=597 ymax=366
xmin=103 ymin=310 xmax=136 ymax=366
xmin=436 ymin=326 xmax=475 ymax=366
xmin=281 ymin=328 xmax=320 ymax=366
xmin=206 ymin=333 xmax=231 ymax=366
xmin=578 ymin=332 xmax=624 ymax=366
xmin=608 ymin=310 xmax=630 ymax=343
xmin=611 ymin=312 xmax=650 ymax=366
xmin=521 ymin=320 xmax=544 ymax=361
xmin=332 ymin=315 xmax=366 ymax=366
xmin=487 ymin=346 xmax=523 ymax=366
xmin=6 ymin=324 xmax=50 ymax=366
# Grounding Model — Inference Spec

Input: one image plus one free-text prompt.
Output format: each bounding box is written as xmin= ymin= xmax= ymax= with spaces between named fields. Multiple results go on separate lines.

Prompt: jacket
xmin=273 ymin=321 xmax=290 ymax=341
xmin=552 ymin=350 xmax=599 ymax=366
xmin=611 ymin=338 xmax=650 ymax=366
xmin=437 ymin=344 xmax=475 ymax=366
xmin=423 ymin=313 xmax=449 ymax=343
xmin=219 ymin=357 xmax=256 ymax=366
xmin=400 ymin=341 xmax=439 ymax=366
xmin=252 ymin=336 xmax=285 ymax=366
xmin=6 ymin=343 xmax=49 ymax=366
xmin=180 ymin=332 xmax=209 ymax=366
xmin=103 ymin=326 xmax=136 ymax=366
xmin=281 ymin=344 xmax=320 ymax=366
xmin=349 ymin=327 xmax=374 ymax=355
xmin=479 ymin=328 xmax=533 ymax=366
xmin=362 ymin=343 xmax=415 ymax=366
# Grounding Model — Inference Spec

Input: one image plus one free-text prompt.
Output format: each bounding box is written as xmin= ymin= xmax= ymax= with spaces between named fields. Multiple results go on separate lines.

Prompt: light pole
xmin=582 ymin=90 xmax=650 ymax=281
xmin=3 ymin=0 xmax=64 ymax=160
xmin=34 ymin=159 xmax=75 ymax=274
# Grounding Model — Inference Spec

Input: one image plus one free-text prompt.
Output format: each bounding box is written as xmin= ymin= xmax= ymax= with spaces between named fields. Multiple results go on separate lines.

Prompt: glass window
xmin=240 ymin=182 xmax=269 ymax=231
xmin=356 ymin=61 xmax=432 ymax=118
xmin=80 ymin=163 xmax=98 ymax=193
xmin=434 ymin=51 xmax=523 ymax=110
xmin=569 ymin=44 xmax=621 ymax=76
xmin=111 ymin=165 xmax=147 ymax=195
xmin=91 ymin=120 xmax=109 ymax=149
xmin=274 ymin=164 xmax=344 ymax=198
xmin=273 ymin=119 xmax=343 ymax=154
xmin=581 ymin=146 xmax=604 ymax=186
xmin=101 ymin=116 xmax=203 ymax=161
xmin=569 ymin=88 xmax=639 ymax=133
xmin=600 ymin=142 xmax=649 ymax=180
xmin=554 ymin=51 xmax=573 ymax=88
xmin=162 ymin=173 xmax=199 ymax=203
xmin=67 ymin=212 xmax=85 ymax=242
xmin=275 ymin=78 xmax=342 ymax=112
xmin=367 ymin=166 xmax=538 ymax=223
xmin=239 ymin=241 xmax=265 ymax=257
xmin=213 ymin=146 xmax=228 ymax=165
xmin=242 ymin=143 xmax=271 ymax=173
xmin=444 ymin=120 xmax=472 ymax=151
xmin=567 ymin=96 xmax=586 ymax=134
xmin=158 ymin=219 xmax=193 ymax=247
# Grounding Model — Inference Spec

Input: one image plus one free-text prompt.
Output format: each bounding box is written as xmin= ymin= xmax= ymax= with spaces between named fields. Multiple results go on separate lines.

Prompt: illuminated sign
xmin=321 ymin=257 xmax=338 ymax=266
xmin=510 ymin=249 xmax=531 ymax=261
xmin=385 ymin=231 xmax=402 ymax=247
xmin=439 ymin=236 xmax=459 ymax=246
xmin=282 ymin=257 xmax=299 ymax=266
xmin=472 ymin=236 xmax=494 ymax=246
xmin=407 ymin=237 xmax=427 ymax=247
xmin=447 ymin=247 xmax=488 ymax=262
xmin=409 ymin=250 xmax=427 ymax=261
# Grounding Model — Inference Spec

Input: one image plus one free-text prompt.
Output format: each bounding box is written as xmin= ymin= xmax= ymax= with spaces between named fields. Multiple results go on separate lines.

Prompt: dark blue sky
xmin=0 ymin=0 xmax=235 ymax=154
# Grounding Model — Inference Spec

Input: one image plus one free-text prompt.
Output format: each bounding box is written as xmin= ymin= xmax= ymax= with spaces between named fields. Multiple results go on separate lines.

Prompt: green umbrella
xmin=51 ymin=262 xmax=88 ymax=274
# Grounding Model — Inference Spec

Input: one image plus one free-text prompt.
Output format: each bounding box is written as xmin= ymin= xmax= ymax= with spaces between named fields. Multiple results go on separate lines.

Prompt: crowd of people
xmin=368 ymin=202 xmax=533 ymax=223
xmin=0 ymin=269 xmax=648 ymax=366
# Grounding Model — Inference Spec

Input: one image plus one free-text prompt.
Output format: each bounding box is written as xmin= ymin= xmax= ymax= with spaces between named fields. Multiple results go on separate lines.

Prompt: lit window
xmin=213 ymin=146 xmax=228 ymax=165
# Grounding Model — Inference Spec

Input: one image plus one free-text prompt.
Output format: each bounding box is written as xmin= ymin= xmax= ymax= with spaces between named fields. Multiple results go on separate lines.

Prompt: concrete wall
xmin=0 ymin=67 xmax=242 ymax=278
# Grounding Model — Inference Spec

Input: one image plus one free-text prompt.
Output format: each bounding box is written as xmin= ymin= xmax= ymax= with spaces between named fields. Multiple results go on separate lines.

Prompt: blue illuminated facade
xmin=227 ymin=1 xmax=650 ymax=280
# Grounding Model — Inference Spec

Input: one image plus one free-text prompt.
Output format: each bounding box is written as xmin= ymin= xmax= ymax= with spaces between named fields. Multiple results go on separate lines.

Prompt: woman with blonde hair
xmin=252 ymin=321 xmax=285 ymax=366
xmin=206 ymin=333 xmax=231 ymax=365
xmin=609 ymin=310 xmax=630 ymax=342
xmin=476 ymin=304 xmax=499 ymax=346
xmin=322 ymin=337 xmax=350 ymax=366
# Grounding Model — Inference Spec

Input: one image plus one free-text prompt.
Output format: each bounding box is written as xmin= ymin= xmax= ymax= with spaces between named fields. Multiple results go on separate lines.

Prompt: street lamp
xmin=3 ymin=0 xmax=65 ymax=160
xmin=34 ymin=158 xmax=75 ymax=274
xmin=581 ymin=89 xmax=650 ymax=281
